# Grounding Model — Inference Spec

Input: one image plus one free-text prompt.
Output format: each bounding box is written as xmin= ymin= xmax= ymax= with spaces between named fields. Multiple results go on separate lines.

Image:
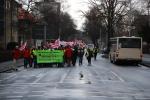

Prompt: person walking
xmin=85 ymin=47 xmax=93 ymax=66
xmin=78 ymin=46 xmax=84 ymax=66
xmin=22 ymin=47 xmax=32 ymax=68
xmin=72 ymin=45 xmax=78 ymax=66
xmin=93 ymin=46 xmax=98 ymax=60
xmin=64 ymin=46 xmax=73 ymax=67
xmin=12 ymin=46 xmax=20 ymax=71
xmin=31 ymin=48 xmax=37 ymax=68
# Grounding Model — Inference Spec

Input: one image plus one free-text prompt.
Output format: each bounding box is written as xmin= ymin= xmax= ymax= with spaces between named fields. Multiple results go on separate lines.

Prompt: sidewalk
xmin=0 ymin=59 xmax=23 ymax=73
xmin=141 ymin=54 xmax=150 ymax=67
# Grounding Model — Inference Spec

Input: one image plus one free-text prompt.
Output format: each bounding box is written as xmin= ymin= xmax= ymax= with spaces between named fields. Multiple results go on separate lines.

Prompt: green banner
xmin=34 ymin=50 xmax=64 ymax=63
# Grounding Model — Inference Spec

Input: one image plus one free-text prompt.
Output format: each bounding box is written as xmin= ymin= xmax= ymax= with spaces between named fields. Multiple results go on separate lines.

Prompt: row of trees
xmin=83 ymin=0 xmax=150 ymax=51
xmin=18 ymin=0 xmax=77 ymax=41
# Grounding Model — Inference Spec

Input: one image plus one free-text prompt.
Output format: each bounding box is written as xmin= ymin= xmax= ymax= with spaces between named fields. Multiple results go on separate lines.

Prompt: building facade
xmin=18 ymin=6 xmax=34 ymax=46
xmin=0 ymin=0 xmax=5 ymax=49
xmin=0 ymin=0 xmax=19 ymax=49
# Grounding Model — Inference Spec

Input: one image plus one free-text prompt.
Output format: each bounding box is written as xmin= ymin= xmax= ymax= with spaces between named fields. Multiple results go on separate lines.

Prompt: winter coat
xmin=23 ymin=48 xmax=31 ymax=58
xmin=78 ymin=48 xmax=84 ymax=57
xmin=85 ymin=48 xmax=93 ymax=58
xmin=12 ymin=48 xmax=20 ymax=60
xmin=65 ymin=48 xmax=73 ymax=58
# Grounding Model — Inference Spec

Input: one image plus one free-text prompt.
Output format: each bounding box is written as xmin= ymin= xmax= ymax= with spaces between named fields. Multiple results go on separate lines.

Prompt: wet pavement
xmin=0 ymin=56 xmax=150 ymax=100
xmin=141 ymin=54 xmax=150 ymax=67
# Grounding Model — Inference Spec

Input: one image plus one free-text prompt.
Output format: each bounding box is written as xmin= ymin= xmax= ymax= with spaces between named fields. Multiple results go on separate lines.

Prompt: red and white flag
xmin=50 ymin=38 xmax=60 ymax=49
xmin=19 ymin=41 xmax=27 ymax=51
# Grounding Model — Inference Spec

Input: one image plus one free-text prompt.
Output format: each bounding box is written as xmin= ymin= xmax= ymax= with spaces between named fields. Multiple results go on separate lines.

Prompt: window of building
xmin=6 ymin=1 xmax=10 ymax=9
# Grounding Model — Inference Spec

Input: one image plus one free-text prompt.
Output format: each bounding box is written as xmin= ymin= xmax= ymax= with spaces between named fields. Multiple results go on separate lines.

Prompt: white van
xmin=87 ymin=44 xmax=94 ymax=50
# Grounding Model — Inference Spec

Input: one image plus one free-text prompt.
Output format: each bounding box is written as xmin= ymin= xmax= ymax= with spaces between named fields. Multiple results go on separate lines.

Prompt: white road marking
xmin=27 ymin=95 xmax=43 ymax=97
xmin=6 ymin=96 xmax=23 ymax=98
xmin=59 ymin=70 xmax=70 ymax=83
xmin=32 ymin=71 xmax=49 ymax=83
xmin=111 ymin=71 xmax=125 ymax=82
xmin=2 ymin=74 xmax=17 ymax=81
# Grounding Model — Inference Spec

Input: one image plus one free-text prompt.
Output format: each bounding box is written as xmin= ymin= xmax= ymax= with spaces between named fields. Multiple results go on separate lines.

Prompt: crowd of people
xmin=12 ymin=44 xmax=99 ymax=71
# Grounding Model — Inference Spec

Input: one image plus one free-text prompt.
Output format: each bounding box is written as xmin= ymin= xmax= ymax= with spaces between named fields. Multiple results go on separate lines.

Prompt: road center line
xmin=59 ymin=68 xmax=72 ymax=83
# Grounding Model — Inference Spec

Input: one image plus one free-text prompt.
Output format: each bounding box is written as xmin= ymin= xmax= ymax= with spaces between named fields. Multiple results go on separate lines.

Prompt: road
xmin=0 ymin=55 xmax=150 ymax=100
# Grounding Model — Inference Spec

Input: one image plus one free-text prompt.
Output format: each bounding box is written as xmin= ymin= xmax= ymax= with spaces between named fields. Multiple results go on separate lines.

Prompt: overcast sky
xmin=66 ymin=0 xmax=89 ymax=30
xmin=21 ymin=0 xmax=144 ymax=30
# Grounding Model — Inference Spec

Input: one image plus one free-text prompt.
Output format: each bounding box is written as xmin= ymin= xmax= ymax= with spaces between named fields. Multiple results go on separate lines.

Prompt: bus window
xmin=119 ymin=38 xmax=141 ymax=48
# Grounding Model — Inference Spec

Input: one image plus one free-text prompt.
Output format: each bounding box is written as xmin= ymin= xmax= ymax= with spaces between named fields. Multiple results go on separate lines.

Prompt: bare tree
xmin=17 ymin=0 xmax=38 ymax=12
xmin=82 ymin=6 xmax=105 ymax=45
xmin=84 ymin=0 xmax=130 ymax=51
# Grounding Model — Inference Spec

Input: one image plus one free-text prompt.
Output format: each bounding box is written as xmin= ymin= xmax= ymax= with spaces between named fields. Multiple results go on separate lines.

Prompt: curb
xmin=140 ymin=62 xmax=150 ymax=67
xmin=0 ymin=65 xmax=24 ymax=73
xmin=0 ymin=59 xmax=24 ymax=73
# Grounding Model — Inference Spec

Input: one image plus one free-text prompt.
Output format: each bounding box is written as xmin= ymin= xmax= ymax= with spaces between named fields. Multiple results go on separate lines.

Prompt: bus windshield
xmin=119 ymin=38 xmax=141 ymax=48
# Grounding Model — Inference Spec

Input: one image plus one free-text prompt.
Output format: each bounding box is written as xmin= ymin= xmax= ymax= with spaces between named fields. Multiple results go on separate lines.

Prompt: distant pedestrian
xmin=64 ymin=46 xmax=73 ymax=67
xmin=85 ymin=47 xmax=93 ymax=66
xmin=93 ymin=47 xmax=98 ymax=60
xmin=31 ymin=48 xmax=37 ymax=68
xmin=12 ymin=46 xmax=20 ymax=71
xmin=22 ymin=47 xmax=32 ymax=68
xmin=72 ymin=45 xmax=78 ymax=66
xmin=78 ymin=47 xmax=84 ymax=66
xmin=57 ymin=45 xmax=65 ymax=67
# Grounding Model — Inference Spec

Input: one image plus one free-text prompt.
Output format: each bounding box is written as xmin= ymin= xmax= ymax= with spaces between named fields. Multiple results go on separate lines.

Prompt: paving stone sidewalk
xmin=0 ymin=59 xmax=23 ymax=72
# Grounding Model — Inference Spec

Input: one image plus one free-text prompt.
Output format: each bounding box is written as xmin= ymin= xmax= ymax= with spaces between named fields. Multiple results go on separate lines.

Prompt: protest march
xmin=12 ymin=39 xmax=92 ymax=68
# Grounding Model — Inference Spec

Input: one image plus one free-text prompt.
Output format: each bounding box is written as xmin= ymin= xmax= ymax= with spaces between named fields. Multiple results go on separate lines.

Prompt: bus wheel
xmin=134 ymin=62 xmax=139 ymax=66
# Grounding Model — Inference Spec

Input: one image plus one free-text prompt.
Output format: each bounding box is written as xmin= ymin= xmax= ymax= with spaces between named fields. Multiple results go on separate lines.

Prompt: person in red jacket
xmin=12 ymin=46 xmax=20 ymax=71
xmin=64 ymin=46 xmax=73 ymax=67
xmin=23 ymin=47 xmax=31 ymax=68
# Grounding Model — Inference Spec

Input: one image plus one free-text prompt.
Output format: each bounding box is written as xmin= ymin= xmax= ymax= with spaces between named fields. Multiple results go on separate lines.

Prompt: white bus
xmin=109 ymin=36 xmax=142 ymax=64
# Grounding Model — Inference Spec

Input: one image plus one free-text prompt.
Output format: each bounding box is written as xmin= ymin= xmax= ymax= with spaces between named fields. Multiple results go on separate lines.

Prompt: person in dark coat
xmin=72 ymin=45 xmax=78 ymax=66
xmin=78 ymin=47 xmax=84 ymax=66
xmin=93 ymin=47 xmax=99 ymax=60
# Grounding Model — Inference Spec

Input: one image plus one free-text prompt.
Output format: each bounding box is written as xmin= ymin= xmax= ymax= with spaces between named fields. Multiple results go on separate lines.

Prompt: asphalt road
xmin=0 ymin=55 xmax=150 ymax=100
